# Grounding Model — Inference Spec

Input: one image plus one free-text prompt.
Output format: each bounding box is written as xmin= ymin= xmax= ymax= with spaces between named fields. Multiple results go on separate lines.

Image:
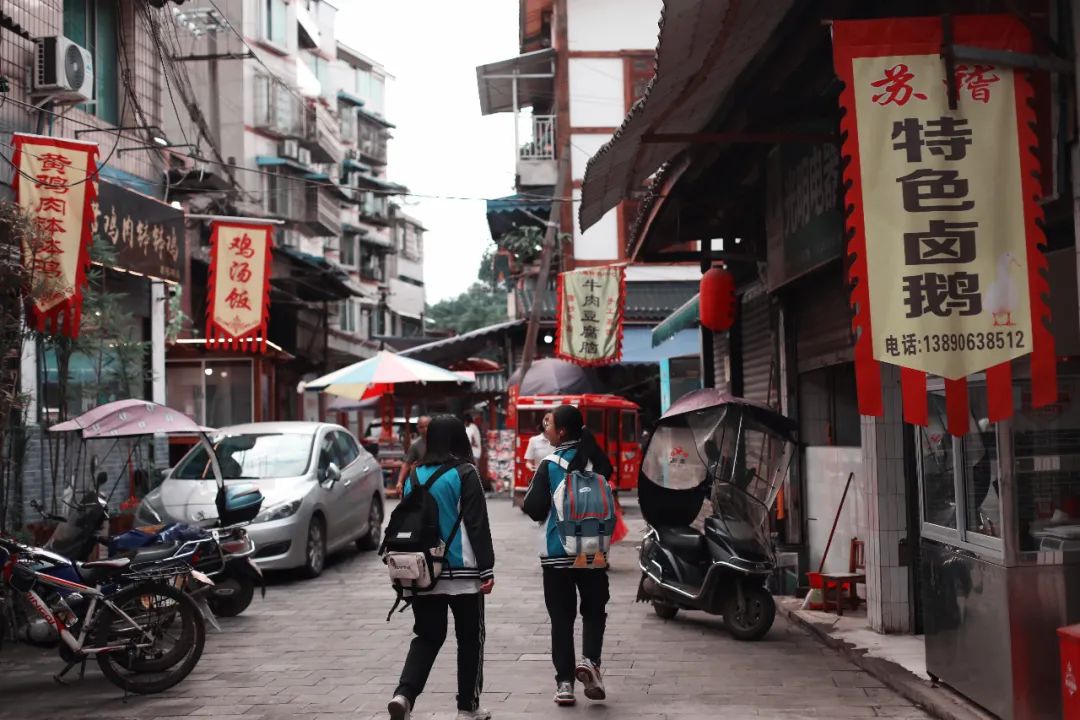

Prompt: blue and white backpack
xmin=549 ymin=455 xmax=616 ymax=567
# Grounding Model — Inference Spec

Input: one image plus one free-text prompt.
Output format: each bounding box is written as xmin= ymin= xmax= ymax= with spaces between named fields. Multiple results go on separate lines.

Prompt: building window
xmin=339 ymin=299 xmax=358 ymax=333
xmin=63 ymin=0 xmax=120 ymax=125
xmin=340 ymin=235 xmax=357 ymax=267
xmin=262 ymin=0 xmax=288 ymax=46
xmin=339 ymin=104 xmax=357 ymax=142
xmin=626 ymin=55 xmax=654 ymax=110
xmin=360 ymin=248 xmax=385 ymax=282
xmin=166 ymin=360 xmax=253 ymax=428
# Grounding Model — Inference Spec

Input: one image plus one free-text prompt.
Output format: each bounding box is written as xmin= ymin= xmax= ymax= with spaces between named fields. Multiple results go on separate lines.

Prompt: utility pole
xmin=518 ymin=146 xmax=570 ymax=384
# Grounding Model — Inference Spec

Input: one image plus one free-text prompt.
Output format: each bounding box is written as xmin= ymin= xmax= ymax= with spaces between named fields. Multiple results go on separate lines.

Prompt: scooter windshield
xmin=641 ymin=424 xmax=709 ymax=491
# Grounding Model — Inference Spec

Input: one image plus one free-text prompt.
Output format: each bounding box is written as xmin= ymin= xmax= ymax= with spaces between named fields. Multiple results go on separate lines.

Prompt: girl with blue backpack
xmin=387 ymin=415 xmax=495 ymax=720
xmin=523 ymin=404 xmax=616 ymax=707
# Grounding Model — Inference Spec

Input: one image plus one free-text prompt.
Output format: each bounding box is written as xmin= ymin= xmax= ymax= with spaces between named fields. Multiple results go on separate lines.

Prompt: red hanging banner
xmin=12 ymin=134 xmax=99 ymax=337
xmin=832 ymin=15 xmax=1055 ymax=436
xmin=206 ymin=221 xmax=273 ymax=352
xmin=555 ymin=265 xmax=626 ymax=367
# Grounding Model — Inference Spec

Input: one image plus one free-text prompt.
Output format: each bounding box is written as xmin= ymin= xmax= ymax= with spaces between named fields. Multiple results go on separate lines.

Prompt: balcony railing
xmin=265 ymin=184 xmax=306 ymax=223
xmin=303 ymin=104 xmax=345 ymax=165
xmin=519 ymin=115 xmax=555 ymax=161
xmin=306 ymin=185 xmax=342 ymax=237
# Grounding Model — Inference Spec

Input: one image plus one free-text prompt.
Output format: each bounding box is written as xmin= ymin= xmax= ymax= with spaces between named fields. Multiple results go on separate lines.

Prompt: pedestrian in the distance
xmin=388 ymin=415 xmax=495 ymax=720
xmin=523 ymin=404 xmax=614 ymax=707
xmin=464 ymin=413 xmax=483 ymax=464
xmin=524 ymin=411 xmax=557 ymax=472
xmin=395 ymin=415 xmax=431 ymax=494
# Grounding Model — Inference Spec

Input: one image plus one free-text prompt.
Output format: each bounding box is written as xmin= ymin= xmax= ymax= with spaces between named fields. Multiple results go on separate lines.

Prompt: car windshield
xmin=172 ymin=433 xmax=315 ymax=480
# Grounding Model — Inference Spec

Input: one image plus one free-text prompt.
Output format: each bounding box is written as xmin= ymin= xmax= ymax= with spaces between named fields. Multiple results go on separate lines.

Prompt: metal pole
xmin=700 ymin=242 xmax=715 ymax=389
xmin=518 ymin=146 xmax=569 ymax=384
xmin=512 ymin=73 xmax=520 ymax=165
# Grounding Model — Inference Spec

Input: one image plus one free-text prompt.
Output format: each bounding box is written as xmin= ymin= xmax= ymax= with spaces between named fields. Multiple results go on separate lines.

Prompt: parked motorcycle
xmin=0 ymin=534 xmax=206 ymax=694
xmin=636 ymin=389 xmax=797 ymax=641
xmin=44 ymin=483 xmax=265 ymax=619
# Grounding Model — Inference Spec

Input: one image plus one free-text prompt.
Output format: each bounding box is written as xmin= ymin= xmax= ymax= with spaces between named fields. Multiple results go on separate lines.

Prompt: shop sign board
xmin=12 ymin=133 xmax=99 ymax=337
xmin=556 ymin=265 xmax=625 ymax=366
xmin=765 ymin=142 xmax=844 ymax=291
xmin=94 ymin=180 xmax=183 ymax=284
xmin=206 ymin=221 xmax=273 ymax=352
xmin=832 ymin=15 xmax=1055 ymax=435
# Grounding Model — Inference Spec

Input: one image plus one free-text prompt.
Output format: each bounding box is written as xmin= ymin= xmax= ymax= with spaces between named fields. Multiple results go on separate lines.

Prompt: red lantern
xmin=699 ymin=266 xmax=735 ymax=332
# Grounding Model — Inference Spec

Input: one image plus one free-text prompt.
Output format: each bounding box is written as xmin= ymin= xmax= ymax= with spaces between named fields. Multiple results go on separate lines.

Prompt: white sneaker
xmin=388 ymin=695 xmax=411 ymax=720
xmin=575 ymin=658 xmax=606 ymax=701
xmin=456 ymin=709 xmax=492 ymax=720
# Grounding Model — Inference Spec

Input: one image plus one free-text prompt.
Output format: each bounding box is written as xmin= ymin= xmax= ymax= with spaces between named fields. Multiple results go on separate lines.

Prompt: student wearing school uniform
xmin=523 ymin=404 xmax=614 ymax=707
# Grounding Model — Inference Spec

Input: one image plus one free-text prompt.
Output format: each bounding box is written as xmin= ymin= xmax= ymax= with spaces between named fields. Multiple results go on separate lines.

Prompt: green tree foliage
xmin=426 ymin=283 xmax=507 ymax=335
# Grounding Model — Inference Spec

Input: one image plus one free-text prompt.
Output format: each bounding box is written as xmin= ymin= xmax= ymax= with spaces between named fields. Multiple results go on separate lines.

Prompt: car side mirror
xmin=362 ymin=441 xmax=380 ymax=458
xmin=324 ymin=462 xmax=341 ymax=486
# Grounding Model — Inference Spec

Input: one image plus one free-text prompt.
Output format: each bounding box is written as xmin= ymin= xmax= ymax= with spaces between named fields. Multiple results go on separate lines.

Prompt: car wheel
xmin=356 ymin=497 xmax=383 ymax=551
xmin=302 ymin=516 xmax=326 ymax=579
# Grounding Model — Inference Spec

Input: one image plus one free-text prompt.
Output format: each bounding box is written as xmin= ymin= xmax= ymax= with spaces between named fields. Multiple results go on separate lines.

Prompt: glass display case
xmin=917 ymin=363 xmax=1080 ymax=719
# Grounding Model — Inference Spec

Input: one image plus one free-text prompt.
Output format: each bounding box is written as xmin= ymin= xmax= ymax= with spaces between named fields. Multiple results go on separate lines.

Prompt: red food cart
xmin=513 ymin=394 xmax=643 ymax=502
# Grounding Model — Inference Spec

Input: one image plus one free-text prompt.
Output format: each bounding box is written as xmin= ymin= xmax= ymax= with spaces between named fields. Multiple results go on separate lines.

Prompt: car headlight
xmin=253 ymin=499 xmax=302 ymax=524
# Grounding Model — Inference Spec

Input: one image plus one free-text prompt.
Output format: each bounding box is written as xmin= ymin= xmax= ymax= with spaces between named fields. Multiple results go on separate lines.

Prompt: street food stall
xmin=917 ymin=364 xmax=1080 ymax=719
xmin=513 ymin=394 xmax=642 ymax=502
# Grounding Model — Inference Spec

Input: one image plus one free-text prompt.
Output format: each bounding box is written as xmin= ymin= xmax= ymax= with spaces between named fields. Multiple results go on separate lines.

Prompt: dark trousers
xmin=395 ymin=593 xmax=485 ymax=712
xmin=542 ymin=567 xmax=610 ymax=684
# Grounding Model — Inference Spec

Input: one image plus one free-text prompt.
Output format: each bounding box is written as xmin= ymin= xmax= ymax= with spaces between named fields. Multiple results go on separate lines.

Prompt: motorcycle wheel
xmin=93 ymin=581 xmax=206 ymax=694
xmin=206 ymin=576 xmax=255 ymax=618
xmin=722 ymin=584 xmax=775 ymax=642
xmin=651 ymin=600 xmax=678 ymax=620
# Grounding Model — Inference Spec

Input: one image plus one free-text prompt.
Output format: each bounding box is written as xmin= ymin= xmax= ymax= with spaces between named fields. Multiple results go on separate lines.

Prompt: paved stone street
xmin=0 ymin=500 xmax=930 ymax=720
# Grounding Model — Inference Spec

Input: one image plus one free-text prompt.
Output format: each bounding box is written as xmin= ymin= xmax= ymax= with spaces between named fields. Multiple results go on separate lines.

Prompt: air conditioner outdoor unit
xmin=297 ymin=147 xmax=312 ymax=166
xmin=279 ymin=139 xmax=300 ymax=160
xmin=33 ymin=36 xmax=94 ymax=102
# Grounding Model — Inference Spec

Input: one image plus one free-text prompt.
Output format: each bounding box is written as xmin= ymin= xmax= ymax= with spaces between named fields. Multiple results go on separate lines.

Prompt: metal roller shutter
xmin=793 ymin=267 xmax=853 ymax=373
xmin=712 ymin=331 xmax=729 ymax=392
xmin=741 ymin=292 xmax=775 ymax=407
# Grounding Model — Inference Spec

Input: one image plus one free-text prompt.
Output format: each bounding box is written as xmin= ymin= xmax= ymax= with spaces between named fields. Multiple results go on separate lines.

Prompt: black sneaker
xmin=554 ymin=681 xmax=576 ymax=706
xmin=575 ymin=658 xmax=606 ymax=701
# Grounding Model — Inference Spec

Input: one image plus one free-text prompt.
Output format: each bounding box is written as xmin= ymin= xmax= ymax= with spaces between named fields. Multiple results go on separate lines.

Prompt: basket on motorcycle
xmin=216 ymin=483 xmax=263 ymax=525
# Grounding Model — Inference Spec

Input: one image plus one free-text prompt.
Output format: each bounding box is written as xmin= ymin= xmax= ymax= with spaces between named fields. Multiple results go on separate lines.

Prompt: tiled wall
xmin=1 ymin=1 xmax=167 ymax=190
xmin=860 ymin=364 xmax=913 ymax=633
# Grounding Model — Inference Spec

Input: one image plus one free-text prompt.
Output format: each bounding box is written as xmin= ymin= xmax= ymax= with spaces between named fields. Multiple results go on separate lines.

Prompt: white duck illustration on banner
xmin=987 ymin=251 xmax=1022 ymax=327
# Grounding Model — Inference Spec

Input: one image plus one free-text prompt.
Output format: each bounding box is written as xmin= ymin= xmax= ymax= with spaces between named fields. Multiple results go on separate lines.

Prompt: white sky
xmin=337 ymin=0 xmax=520 ymax=304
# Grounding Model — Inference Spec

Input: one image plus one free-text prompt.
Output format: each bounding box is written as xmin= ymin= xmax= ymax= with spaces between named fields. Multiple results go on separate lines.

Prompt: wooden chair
xmin=821 ymin=538 xmax=866 ymax=616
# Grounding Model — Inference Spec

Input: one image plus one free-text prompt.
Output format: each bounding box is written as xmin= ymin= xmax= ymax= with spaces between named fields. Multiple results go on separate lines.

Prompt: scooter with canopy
xmin=636 ymin=389 xmax=798 ymax=641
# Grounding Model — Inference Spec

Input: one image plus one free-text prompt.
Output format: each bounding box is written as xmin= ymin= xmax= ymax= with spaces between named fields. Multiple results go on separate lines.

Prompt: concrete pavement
xmin=0 ymin=499 xmax=930 ymax=719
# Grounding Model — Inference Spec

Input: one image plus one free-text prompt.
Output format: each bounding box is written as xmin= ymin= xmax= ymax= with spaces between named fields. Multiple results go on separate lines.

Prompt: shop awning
xmin=476 ymin=48 xmax=556 ymax=115
xmin=652 ymin=293 xmax=699 ymax=347
xmin=342 ymin=158 xmax=373 ymax=175
xmin=273 ymin=245 xmax=362 ymax=301
xmin=401 ymin=319 xmax=526 ymax=364
xmin=622 ymin=326 xmax=699 ymax=364
xmin=578 ymin=1 xmax=796 ymax=230
xmin=357 ymin=106 xmax=395 ymax=129
xmin=256 ymin=155 xmax=310 ymax=173
xmin=486 ymin=192 xmax=552 ymax=239
xmin=337 ymin=90 xmax=366 ymax=108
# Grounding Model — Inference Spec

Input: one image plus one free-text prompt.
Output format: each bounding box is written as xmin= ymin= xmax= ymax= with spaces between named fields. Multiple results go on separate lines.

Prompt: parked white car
xmin=137 ymin=422 xmax=384 ymax=577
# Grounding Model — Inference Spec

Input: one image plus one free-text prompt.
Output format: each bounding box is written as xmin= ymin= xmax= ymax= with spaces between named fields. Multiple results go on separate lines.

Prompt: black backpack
xmin=380 ymin=462 xmax=462 ymax=619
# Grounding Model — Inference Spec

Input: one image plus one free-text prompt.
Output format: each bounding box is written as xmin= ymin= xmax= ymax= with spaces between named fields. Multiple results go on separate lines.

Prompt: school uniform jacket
xmin=405 ymin=462 xmax=495 ymax=581
xmin=523 ymin=441 xmax=613 ymax=568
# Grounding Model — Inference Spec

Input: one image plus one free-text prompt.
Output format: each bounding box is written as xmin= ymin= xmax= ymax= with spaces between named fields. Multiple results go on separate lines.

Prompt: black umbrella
xmin=509 ymin=358 xmax=601 ymax=395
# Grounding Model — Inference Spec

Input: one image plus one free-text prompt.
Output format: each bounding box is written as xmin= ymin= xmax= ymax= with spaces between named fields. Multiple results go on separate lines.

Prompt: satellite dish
xmin=64 ymin=44 xmax=86 ymax=91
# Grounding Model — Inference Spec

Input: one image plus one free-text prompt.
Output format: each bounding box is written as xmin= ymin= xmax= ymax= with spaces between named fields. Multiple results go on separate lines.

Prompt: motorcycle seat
xmin=656 ymin=525 xmax=706 ymax=557
xmin=78 ymin=557 xmax=131 ymax=585
xmin=130 ymin=542 xmax=185 ymax=565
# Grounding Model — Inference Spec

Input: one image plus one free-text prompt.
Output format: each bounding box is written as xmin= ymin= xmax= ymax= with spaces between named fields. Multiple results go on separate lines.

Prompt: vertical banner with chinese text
xmin=206 ymin=221 xmax=273 ymax=352
xmin=833 ymin=15 xmax=1054 ymax=436
xmin=556 ymin=265 xmax=625 ymax=366
xmin=13 ymin=134 xmax=99 ymax=337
